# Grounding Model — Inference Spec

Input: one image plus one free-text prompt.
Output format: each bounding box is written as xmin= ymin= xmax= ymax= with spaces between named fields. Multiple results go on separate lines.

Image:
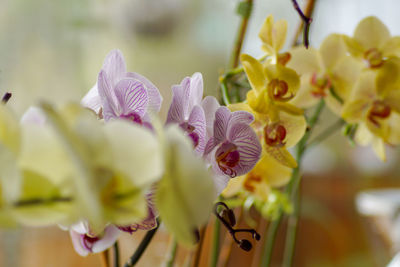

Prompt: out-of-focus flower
xmin=167 ymin=73 xmax=206 ymax=154
xmin=204 ymin=107 xmax=261 ymax=192
xmin=341 ymin=71 xmax=400 ymax=161
xmin=155 ymin=125 xmax=215 ymax=247
xmin=38 ymin=104 xmax=163 ymax=231
xmin=287 ymin=34 xmax=363 ymax=114
xmin=69 ymin=222 xmax=120 ymax=256
xmin=81 ymin=50 xmax=162 ymax=125
xmin=343 ymin=16 xmax=400 ymax=94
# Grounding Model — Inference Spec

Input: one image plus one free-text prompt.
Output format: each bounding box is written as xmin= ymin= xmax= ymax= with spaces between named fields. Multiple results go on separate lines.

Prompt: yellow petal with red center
xmin=264 ymin=145 xmax=297 ymax=168
xmin=381 ymin=36 xmax=400 ymax=57
xmin=241 ymin=54 xmax=267 ymax=93
xmin=287 ymin=47 xmax=321 ymax=75
xmin=320 ymin=34 xmax=348 ymax=70
xmin=365 ymin=115 xmax=390 ymax=142
xmin=354 ymin=16 xmax=390 ymax=50
xmin=279 ymin=111 xmax=306 ymax=148
xmin=376 ymin=57 xmax=400 ymax=97
xmin=264 ymin=64 xmax=300 ymax=96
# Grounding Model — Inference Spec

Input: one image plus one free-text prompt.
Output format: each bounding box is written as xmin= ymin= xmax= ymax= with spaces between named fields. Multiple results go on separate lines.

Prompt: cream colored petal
xmin=264 ymin=145 xmax=297 ymax=168
xmin=371 ymin=137 xmax=386 ymax=161
xmin=342 ymin=35 xmax=365 ymax=58
xmin=376 ymin=57 xmax=400 ymax=97
xmin=287 ymin=47 xmax=321 ymax=75
xmin=354 ymin=16 xmax=390 ymax=50
xmin=320 ymin=34 xmax=348 ymax=70
xmin=381 ymin=36 xmax=400 ymax=57
xmin=289 ymin=76 xmax=320 ymax=109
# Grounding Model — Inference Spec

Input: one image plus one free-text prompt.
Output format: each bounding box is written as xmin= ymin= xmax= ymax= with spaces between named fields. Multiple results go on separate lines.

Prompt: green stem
xmin=210 ymin=218 xmax=221 ymax=267
xmin=261 ymin=100 xmax=325 ymax=267
xmin=281 ymin=100 xmax=325 ymax=267
xmin=123 ymin=219 xmax=160 ymax=267
xmin=166 ymin=239 xmax=178 ymax=267
xmin=113 ymin=241 xmax=120 ymax=267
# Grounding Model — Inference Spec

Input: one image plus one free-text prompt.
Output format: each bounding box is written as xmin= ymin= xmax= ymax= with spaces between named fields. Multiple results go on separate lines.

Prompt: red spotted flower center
xmin=368 ymin=100 xmax=391 ymax=126
xmin=268 ymin=79 xmax=294 ymax=102
xmin=264 ymin=123 xmax=287 ymax=147
xmin=364 ymin=48 xmax=384 ymax=68
xmin=310 ymin=72 xmax=332 ymax=97
xmin=216 ymin=142 xmax=240 ymax=178
xmin=179 ymin=122 xmax=199 ymax=148
xmin=243 ymin=173 xmax=262 ymax=193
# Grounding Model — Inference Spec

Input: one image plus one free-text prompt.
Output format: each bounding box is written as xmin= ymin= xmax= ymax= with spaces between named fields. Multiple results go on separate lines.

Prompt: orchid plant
xmin=0 ymin=1 xmax=399 ymax=267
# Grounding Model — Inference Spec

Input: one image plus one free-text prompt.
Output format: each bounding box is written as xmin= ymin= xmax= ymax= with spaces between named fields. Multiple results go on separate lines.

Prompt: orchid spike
xmin=81 ymin=49 xmax=162 ymax=125
xmin=205 ymin=107 xmax=261 ymax=193
xmin=166 ymin=73 xmax=206 ymax=154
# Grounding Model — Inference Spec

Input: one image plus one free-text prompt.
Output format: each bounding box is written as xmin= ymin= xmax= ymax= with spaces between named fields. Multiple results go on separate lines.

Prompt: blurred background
xmin=0 ymin=0 xmax=399 ymax=266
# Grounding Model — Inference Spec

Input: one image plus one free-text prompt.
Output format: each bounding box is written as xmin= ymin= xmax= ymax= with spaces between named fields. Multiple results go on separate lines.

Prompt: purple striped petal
xmin=201 ymin=96 xmax=220 ymax=139
xmin=98 ymin=70 xmax=120 ymax=121
xmin=114 ymin=78 xmax=148 ymax=117
xmin=126 ymin=72 xmax=163 ymax=113
xmin=228 ymin=123 xmax=261 ymax=175
xmin=102 ymin=50 xmax=126 ymax=87
xmin=204 ymin=137 xmax=215 ymax=156
xmin=214 ymin=107 xmax=231 ymax=144
xmin=188 ymin=105 xmax=206 ymax=154
xmin=213 ymin=173 xmax=230 ymax=195
xmin=166 ymin=83 xmax=186 ymax=124
xmin=229 ymin=111 xmax=254 ymax=127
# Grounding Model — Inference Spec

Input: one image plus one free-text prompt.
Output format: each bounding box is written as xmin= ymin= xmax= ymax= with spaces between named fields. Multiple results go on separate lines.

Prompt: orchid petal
xmin=187 ymin=72 xmax=204 ymax=111
xmin=229 ymin=111 xmax=254 ymax=126
xmin=188 ymin=105 xmax=207 ymax=154
xmin=98 ymin=70 xmax=119 ymax=120
xmin=319 ymin=34 xmax=348 ymax=70
xmin=126 ymin=72 xmax=163 ymax=113
xmin=214 ymin=107 xmax=231 ymax=144
xmin=264 ymin=145 xmax=297 ymax=168
xmin=102 ymin=50 xmax=126 ymax=86
xmin=166 ymin=83 xmax=186 ymax=124
xmin=201 ymin=96 xmax=220 ymax=139
xmin=114 ymin=78 xmax=148 ymax=117
xmin=241 ymin=54 xmax=267 ymax=93
xmin=81 ymin=85 xmax=102 ymax=114
xmin=354 ymin=16 xmax=390 ymax=50
xmin=228 ymin=123 xmax=262 ymax=175
xmin=287 ymin=47 xmax=321 ymax=75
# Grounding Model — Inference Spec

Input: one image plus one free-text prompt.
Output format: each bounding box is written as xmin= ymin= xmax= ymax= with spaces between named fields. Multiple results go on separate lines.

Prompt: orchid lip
xmin=216 ymin=141 xmax=240 ymax=177
xmin=120 ymin=112 xmax=143 ymax=125
xmin=368 ymin=100 xmax=391 ymax=126
xmin=179 ymin=121 xmax=199 ymax=148
xmin=264 ymin=123 xmax=287 ymax=147
xmin=81 ymin=234 xmax=100 ymax=252
xmin=310 ymin=72 xmax=331 ymax=97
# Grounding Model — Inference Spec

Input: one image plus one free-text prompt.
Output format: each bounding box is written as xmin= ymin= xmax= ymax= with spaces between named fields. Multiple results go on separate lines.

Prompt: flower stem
xmin=101 ymin=250 xmax=110 ymax=267
xmin=166 ymin=239 xmax=178 ymax=267
xmin=123 ymin=219 xmax=160 ymax=267
xmin=113 ymin=241 xmax=120 ymax=267
xmin=261 ymin=100 xmax=325 ymax=267
xmin=210 ymin=218 xmax=221 ymax=267
xmin=230 ymin=0 xmax=253 ymax=69
xmin=308 ymin=119 xmax=345 ymax=148
xmin=290 ymin=0 xmax=317 ymax=48
xmin=192 ymin=226 xmax=207 ymax=267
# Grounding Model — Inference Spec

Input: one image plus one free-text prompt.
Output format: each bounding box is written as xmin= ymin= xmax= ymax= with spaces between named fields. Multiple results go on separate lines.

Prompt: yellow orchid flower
xmin=341 ymin=71 xmax=400 ymax=161
xmin=229 ymin=102 xmax=306 ymax=168
xmin=343 ymin=16 xmax=400 ymax=94
xmin=287 ymin=34 xmax=363 ymax=114
xmin=241 ymin=53 xmax=303 ymax=121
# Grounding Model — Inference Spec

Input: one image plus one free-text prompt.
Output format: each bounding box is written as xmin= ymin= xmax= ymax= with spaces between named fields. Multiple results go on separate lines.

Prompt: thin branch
xmin=113 ymin=241 xmax=120 ymax=267
xmin=124 ymin=219 xmax=160 ymax=267
xmin=192 ymin=226 xmax=207 ymax=267
xmin=14 ymin=196 xmax=72 ymax=207
xmin=291 ymin=0 xmax=316 ymax=48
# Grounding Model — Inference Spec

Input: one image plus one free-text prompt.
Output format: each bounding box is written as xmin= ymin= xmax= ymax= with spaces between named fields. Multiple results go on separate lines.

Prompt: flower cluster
xmin=0 ymin=49 xmax=262 ymax=255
